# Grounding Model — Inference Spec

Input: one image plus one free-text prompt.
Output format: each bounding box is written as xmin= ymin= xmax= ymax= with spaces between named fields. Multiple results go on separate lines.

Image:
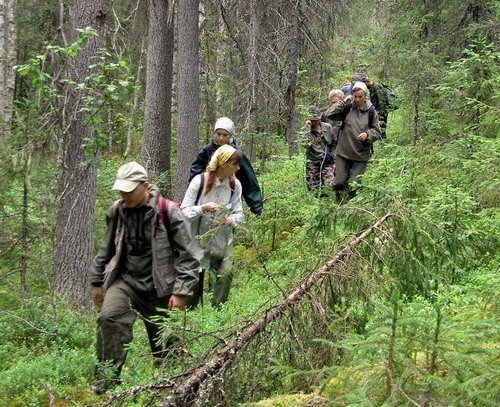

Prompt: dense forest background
xmin=0 ymin=0 xmax=498 ymax=406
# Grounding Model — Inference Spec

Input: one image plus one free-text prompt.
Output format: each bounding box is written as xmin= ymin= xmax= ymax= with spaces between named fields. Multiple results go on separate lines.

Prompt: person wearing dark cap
xmin=302 ymin=106 xmax=336 ymax=193
xmin=325 ymin=82 xmax=381 ymax=202
xmin=189 ymin=117 xmax=264 ymax=215
xmin=89 ymin=161 xmax=200 ymax=394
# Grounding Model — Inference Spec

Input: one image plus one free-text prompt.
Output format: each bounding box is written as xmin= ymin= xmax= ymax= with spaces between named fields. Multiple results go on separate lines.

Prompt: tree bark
xmin=174 ymin=0 xmax=200 ymax=202
xmin=246 ymin=0 xmax=261 ymax=162
xmin=52 ymin=0 xmax=106 ymax=307
xmin=284 ymin=1 xmax=299 ymax=157
xmin=201 ymin=4 xmax=220 ymax=144
xmin=124 ymin=35 xmax=146 ymax=159
xmin=142 ymin=0 xmax=174 ymax=193
xmin=0 ymin=0 xmax=17 ymax=138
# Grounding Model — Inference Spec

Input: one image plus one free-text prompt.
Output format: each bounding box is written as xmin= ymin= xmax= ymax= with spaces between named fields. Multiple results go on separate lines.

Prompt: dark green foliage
xmin=0 ymin=289 xmax=96 ymax=407
xmin=1 ymin=0 xmax=498 ymax=406
xmin=319 ymin=269 xmax=499 ymax=406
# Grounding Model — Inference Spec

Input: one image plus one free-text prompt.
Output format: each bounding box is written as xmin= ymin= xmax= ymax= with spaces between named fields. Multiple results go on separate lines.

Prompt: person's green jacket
xmin=325 ymin=100 xmax=381 ymax=162
xmin=90 ymin=185 xmax=200 ymax=298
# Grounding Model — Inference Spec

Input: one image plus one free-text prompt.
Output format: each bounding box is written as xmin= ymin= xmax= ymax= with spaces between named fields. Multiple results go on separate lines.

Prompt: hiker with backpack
xmin=362 ymin=76 xmax=398 ymax=139
xmin=189 ymin=117 xmax=263 ymax=216
xmin=325 ymin=81 xmax=381 ymax=202
xmin=89 ymin=162 xmax=200 ymax=394
xmin=340 ymin=73 xmax=366 ymax=96
xmin=302 ymin=106 xmax=336 ymax=192
xmin=181 ymin=144 xmax=244 ymax=308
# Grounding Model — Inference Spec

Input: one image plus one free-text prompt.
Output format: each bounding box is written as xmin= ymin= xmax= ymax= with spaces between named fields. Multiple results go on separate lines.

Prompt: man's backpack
xmin=375 ymin=83 xmax=398 ymax=113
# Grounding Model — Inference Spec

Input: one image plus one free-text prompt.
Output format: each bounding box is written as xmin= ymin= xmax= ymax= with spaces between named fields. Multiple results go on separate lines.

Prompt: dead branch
xmin=161 ymin=213 xmax=391 ymax=406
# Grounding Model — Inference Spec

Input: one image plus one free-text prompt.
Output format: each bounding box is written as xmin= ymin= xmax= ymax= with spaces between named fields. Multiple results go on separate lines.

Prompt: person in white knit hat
xmin=189 ymin=117 xmax=263 ymax=215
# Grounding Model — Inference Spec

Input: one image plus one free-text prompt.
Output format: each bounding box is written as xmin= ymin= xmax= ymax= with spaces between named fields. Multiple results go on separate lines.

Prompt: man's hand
xmin=168 ymin=295 xmax=186 ymax=310
xmin=91 ymin=286 xmax=104 ymax=308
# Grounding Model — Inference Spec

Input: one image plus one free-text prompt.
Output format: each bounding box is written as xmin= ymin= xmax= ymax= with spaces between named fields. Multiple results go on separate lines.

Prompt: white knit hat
xmin=352 ymin=81 xmax=368 ymax=95
xmin=214 ymin=117 xmax=235 ymax=136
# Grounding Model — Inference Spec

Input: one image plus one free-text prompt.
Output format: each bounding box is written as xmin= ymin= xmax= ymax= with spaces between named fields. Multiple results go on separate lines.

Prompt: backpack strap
xmin=113 ymin=200 xmax=121 ymax=220
xmin=156 ymin=196 xmax=179 ymax=253
xmin=195 ymin=173 xmax=205 ymax=205
xmin=368 ymin=105 xmax=375 ymax=128
xmin=113 ymin=200 xmax=123 ymax=233
xmin=340 ymin=104 xmax=376 ymax=129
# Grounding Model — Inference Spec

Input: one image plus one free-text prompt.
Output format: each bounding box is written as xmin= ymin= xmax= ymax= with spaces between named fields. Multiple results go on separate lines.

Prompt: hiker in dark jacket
xmin=340 ymin=73 xmax=365 ymax=96
xmin=302 ymin=106 xmax=335 ymax=192
xmin=189 ymin=117 xmax=263 ymax=215
xmin=325 ymin=81 xmax=381 ymax=202
xmin=363 ymin=76 xmax=398 ymax=139
xmin=90 ymin=162 xmax=200 ymax=394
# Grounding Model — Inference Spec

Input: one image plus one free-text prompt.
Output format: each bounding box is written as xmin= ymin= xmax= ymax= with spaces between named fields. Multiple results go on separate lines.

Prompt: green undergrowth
xmin=0 ymin=136 xmax=498 ymax=406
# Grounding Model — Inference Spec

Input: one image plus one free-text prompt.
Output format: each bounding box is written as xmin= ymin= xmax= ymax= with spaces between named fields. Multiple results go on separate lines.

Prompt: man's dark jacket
xmin=90 ymin=185 xmax=199 ymax=297
xmin=189 ymin=142 xmax=263 ymax=215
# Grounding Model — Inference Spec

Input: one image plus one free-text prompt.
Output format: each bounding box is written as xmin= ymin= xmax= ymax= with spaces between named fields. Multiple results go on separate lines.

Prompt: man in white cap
xmin=325 ymin=81 xmax=382 ymax=202
xmin=89 ymin=161 xmax=200 ymax=394
xmin=189 ymin=117 xmax=263 ymax=215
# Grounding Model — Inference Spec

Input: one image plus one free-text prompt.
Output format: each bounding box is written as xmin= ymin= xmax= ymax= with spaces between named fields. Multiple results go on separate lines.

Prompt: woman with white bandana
xmin=181 ymin=144 xmax=244 ymax=307
xmin=325 ymin=81 xmax=381 ymax=202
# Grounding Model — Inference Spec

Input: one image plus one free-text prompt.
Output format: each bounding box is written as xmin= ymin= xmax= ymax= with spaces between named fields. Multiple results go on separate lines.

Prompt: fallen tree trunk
xmin=162 ymin=213 xmax=391 ymax=406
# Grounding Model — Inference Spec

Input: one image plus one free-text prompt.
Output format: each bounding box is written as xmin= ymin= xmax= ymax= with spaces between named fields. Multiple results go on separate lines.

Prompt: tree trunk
xmin=284 ymin=1 xmax=299 ymax=157
xmin=174 ymin=0 xmax=200 ymax=202
xmin=412 ymin=81 xmax=420 ymax=145
xmin=247 ymin=0 xmax=261 ymax=162
xmin=142 ymin=0 xmax=174 ymax=194
xmin=124 ymin=35 xmax=146 ymax=159
xmin=20 ymin=152 xmax=31 ymax=294
xmin=52 ymin=0 xmax=106 ymax=307
xmin=201 ymin=5 xmax=221 ymax=145
xmin=0 ymin=0 xmax=17 ymax=138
